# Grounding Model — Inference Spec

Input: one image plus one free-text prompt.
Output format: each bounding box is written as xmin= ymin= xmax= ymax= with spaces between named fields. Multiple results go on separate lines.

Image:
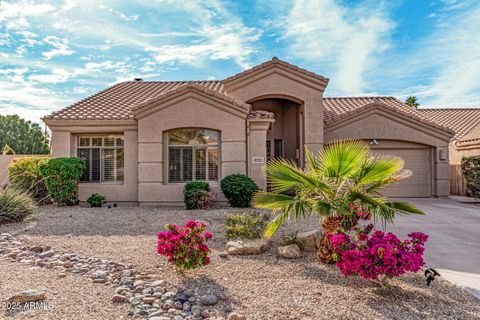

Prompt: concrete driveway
xmin=380 ymin=197 xmax=480 ymax=299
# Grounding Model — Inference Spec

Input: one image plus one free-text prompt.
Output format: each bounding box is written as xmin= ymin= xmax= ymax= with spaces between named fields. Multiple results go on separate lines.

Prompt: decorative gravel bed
xmin=1 ymin=205 xmax=479 ymax=320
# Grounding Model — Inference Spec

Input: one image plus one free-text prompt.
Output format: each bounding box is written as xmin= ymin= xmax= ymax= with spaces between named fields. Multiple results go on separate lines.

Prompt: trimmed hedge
xmin=39 ymin=157 xmax=85 ymax=206
xmin=462 ymin=156 xmax=480 ymax=199
xmin=183 ymin=181 xmax=213 ymax=210
xmin=8 ymin=156 xmax=50 ymax=204
xmin=220 ymin=174 xmax=258 ymax=207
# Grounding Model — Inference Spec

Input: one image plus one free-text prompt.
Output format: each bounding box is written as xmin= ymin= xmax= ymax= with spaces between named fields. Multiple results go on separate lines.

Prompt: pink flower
xmin=204 ymin=232 xmax=213 ymax=239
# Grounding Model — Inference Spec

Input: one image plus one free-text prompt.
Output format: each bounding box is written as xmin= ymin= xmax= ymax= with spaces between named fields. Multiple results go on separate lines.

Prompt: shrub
xmin=87 ymin=193 xmax=106 ymax=207
xmin=157 ymin=220 xmax=212 ymax=271
xmin=183 ymin=181 xmax=213 ymax=210
xmin=220 ymin=174 xmax=258 ymax=207
xmin=39 ymin=157 xmax=85 ymax=206
xmin=8 ymin=157 xmax=50 ymax=204
xmin=279 ymin=230 xmax=298 ymax=246
xmin=2 ymin=144 xmax=15 ymax=155
xmin=462 ymin=156 xmax=480 ymax=199
xmin=224 ymin=212 xmax=269 ymax=240
xmin=0 ymin=188 xmax=36 ymax=224
xmin=331 ymin=224 xmax=428 ymax=287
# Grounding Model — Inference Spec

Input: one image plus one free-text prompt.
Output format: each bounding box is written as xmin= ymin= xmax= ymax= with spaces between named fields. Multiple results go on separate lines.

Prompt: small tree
xmin=0 ymin=115 xmax=49 ymax=154
xmin=461 ymin=156 xmax=480 ymax=199
xmin=405 ymin=96 xmax=420 ymax=108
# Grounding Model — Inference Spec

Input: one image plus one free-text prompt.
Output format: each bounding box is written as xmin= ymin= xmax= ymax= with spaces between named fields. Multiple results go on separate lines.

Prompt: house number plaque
xmin=252 ymin=156 xmax=264 ymax=164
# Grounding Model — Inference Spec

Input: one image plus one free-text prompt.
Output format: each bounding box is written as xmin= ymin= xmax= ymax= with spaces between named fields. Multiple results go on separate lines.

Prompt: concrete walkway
xmin=380 ymin=197 xmax=480 ymax=299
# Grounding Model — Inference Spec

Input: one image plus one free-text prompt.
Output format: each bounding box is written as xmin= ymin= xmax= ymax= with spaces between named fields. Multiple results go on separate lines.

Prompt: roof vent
xmin=133 ymin=78 xmax=143 ymax=82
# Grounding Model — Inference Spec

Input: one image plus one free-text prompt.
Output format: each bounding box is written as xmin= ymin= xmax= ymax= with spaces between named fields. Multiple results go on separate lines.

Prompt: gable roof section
xmin=132 ymin=82 xmax=249 ymax=119
xmin=417 ymin=108 xmax=480 ymax=141
xmin=323 ymin=97 xmax=454 ymax=134
xmin=223 ymin=57 xmax=329 ymax=91
xmin=44 ymin=80 xmax=224 ymax=121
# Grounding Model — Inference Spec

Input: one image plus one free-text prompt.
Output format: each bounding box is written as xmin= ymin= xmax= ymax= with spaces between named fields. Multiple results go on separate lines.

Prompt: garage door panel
xmin=373 ymin=147 xmax=431 ymax=197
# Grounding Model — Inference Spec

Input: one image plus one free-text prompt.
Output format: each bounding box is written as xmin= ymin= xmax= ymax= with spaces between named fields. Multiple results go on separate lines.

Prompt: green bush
xmin=87 ymin=193 xmax=106 ymax=207
xmin=224 ymin=212 xmax=269 ymax=240
xmin=0 ymin=188 xmax=36 ymax=224
xmin=220 ymin=174 xmax=258 ymax=207
xmin=462 ymin=156 xmax=480 ymax=199
xmin=8 ymin=157 xmax=50 ymax=204
xmin=279 ymin=230 xmax=298 ymax=246
xmin=183 ymin=181 xmax=213 ymax=210
xmin=39 ymin=157 xmax=85 ymax=206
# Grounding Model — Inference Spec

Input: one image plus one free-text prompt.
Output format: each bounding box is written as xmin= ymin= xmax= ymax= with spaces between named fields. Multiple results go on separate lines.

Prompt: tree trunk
xmin=316 ymin=216 xmax=340 ymax=264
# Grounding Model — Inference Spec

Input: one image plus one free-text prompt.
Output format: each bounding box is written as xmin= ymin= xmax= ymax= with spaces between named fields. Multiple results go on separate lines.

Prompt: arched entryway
xmin=250 ymin=97 xmax=303 ymax=166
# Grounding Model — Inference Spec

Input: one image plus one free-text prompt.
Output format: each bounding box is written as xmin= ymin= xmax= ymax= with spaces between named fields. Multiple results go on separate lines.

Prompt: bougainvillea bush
xmin=331 ymin=222 xmax=428 ymax=286
xmin=157 ymin=220 xmax=212 ymax=271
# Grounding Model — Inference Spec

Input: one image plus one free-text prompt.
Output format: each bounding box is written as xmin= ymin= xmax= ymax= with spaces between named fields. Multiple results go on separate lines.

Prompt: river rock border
xmin=0 ymin=233 xmax=226 ymax=320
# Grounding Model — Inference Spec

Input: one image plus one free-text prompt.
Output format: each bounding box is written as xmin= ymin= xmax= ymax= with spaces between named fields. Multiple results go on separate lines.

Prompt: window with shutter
xmin=167 ymin=129 xmax=219 ymax=183
xmin=77 ymin=135 xmax=124 ymax=183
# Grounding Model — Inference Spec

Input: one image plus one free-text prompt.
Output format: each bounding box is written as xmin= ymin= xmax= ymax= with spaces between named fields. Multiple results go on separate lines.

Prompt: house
xmin=44 ymin=58 xmax=455 ymax=204
xmin=417 ymin=109 xmax=480 ymax=164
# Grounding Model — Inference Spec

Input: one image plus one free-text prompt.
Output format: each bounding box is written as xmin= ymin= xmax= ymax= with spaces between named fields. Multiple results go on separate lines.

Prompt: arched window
xmin=167 ymin=128 xmax=219 ymax=183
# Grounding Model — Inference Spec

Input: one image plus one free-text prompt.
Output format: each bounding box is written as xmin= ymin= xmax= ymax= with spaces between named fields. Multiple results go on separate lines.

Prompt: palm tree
xmin=253 ymin=140 xmax=424 ymax=264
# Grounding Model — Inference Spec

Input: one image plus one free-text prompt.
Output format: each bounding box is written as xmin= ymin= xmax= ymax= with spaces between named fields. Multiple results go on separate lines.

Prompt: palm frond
xmin=385 ymin=201 xmax=425 ymax=215
xmin=265 ymin=158 xmax=329 ymax=193
xmin=317 ymin=140 xmax=369 ymax=178
xmin=356 ymin=155 xmax=404 ymax=185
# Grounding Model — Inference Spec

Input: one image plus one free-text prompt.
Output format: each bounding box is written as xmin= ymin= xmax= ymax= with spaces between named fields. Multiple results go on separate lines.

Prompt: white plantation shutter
xmin=167 ymin=129 xmax=219 ymax=182
xmin=77 ymin=135 xmax=124 ymax=182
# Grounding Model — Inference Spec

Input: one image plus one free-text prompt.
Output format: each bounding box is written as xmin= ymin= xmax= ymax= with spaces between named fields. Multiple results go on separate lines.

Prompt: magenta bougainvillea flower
xmin=157 ymin=220 xmax=212 ymax=271
xmin=330 ymin=223 xmax=428 ymax=285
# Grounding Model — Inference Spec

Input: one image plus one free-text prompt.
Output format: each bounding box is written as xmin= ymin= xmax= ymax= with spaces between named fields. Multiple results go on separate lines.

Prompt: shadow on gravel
xmin=179 ymin=274 xmax=239 ymax=316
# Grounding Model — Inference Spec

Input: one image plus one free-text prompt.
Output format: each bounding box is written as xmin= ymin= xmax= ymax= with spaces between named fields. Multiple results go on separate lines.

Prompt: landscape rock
xmin=276 ymin=244 xmax=302 ymax=259
xmin=112 ymin=294 xmax=127 ymax=303
xmin=227 ymin=312 xmax=247 ymax=320
xmin=38 ymin=250 xmax=55 ymax=259
xmin=226 ymin=239 xmax=269 ymax=255
xmin=7 ymin=289 xmax=47 ymax=303
xmin=296 ymin=229 xmax=322 ymax=252
xmin=200 ymin=294 xmax=218 ymax=305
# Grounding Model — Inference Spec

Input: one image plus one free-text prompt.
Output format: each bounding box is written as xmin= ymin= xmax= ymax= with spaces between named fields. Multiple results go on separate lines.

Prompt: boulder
xmin=296 ymin=229 xmax=322 ymax=252
xmin=200 ymin=294 xmax=218 ymax=305
xmin=276 ymin=244 xmax=301 ymax=259
xmin=7 ymin=289 xmax=46 ymax=303
xmin=226 ymin=239 xmax=269 ymax=255
xmin=228 ymin=312 xmax=247 ymax=320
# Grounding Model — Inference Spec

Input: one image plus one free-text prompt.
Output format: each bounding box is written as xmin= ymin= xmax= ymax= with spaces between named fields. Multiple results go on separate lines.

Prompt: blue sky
xmin=1 ymin=0 xmax=479 ymax=124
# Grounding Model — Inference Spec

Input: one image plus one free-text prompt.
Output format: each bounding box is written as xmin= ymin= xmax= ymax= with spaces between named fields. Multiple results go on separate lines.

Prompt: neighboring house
xmin=418 ymin=109 xmax=480 ymax=164
xmin=43 ymin=58 xmax=455 ymax=204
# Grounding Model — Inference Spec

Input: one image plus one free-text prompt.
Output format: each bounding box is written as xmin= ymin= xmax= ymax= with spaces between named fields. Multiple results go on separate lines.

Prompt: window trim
xmin=166 ymin=128 xmax=220 ymax=184
xmin=76 ymin=134 xmax=124 ymax=184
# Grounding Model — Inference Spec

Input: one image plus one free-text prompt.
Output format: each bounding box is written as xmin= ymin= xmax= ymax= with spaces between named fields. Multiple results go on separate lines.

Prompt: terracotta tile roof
xmin=323 ymin=96 xmax=453 ymax=134
xmin=44 ymin=81 xmax=224 ymax=120
xmin=417 ymin=108 xmax=480 ymax=141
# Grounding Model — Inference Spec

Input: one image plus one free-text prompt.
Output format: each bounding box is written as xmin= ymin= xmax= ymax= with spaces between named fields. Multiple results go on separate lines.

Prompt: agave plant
xmin=253 ymin=140 xmax=424 ymax=264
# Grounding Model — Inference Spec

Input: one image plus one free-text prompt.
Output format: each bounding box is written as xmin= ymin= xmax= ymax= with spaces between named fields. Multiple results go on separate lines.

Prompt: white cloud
xmin=98 ymin=5 xmax=139 ymax=21
xmin=0 ymin=1 xmax=55 ymax=30
xmin=29 ymin=68 xmax=71 ymax=84
xmin=42 ymin=36 xmax=75 ymax=60
xmin=415 ymin=7 xmax=480 ymax=106
xmin=282 ymin=0 xmax=394 ymax=94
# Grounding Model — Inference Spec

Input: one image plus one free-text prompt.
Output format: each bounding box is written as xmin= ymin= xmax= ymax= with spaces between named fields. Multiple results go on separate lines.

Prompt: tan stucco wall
xmin=49 ymin=128 xmax=138 ymax=203
xmin=450 ymin=143 xmax=480 ymax=164
xmin=136 ymin=93 xmax=247 ymax=205
xmin=324 ymin=108 xmax=452 ymax=197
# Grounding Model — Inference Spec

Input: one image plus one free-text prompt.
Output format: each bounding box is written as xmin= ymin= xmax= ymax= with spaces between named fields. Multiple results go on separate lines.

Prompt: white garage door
xmin=372 ymin=147 xmax=432 ymax=197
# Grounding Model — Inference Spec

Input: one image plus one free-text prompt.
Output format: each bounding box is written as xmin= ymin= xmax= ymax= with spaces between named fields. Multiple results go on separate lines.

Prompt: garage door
xmin=372 ymin=148 xmax=432 ymax=197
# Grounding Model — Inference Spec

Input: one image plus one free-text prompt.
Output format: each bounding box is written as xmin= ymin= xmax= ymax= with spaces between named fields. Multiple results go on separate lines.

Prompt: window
xmin=77 ymin=135 xmax=124 ymax=182
xmin=168 ymin=128 xmax=219 ymax=183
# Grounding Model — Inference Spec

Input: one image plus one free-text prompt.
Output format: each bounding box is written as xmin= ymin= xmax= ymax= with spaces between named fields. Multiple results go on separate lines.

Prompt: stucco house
xmin=43 ymin=58 xmax=456 ymax=204
xmin=417 ymin=108 xmax=480 ymax=164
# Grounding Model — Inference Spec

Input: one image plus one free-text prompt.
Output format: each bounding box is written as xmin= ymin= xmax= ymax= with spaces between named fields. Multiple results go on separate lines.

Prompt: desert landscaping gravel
xmin=1 ymin=205 xmax=480 ymax=320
